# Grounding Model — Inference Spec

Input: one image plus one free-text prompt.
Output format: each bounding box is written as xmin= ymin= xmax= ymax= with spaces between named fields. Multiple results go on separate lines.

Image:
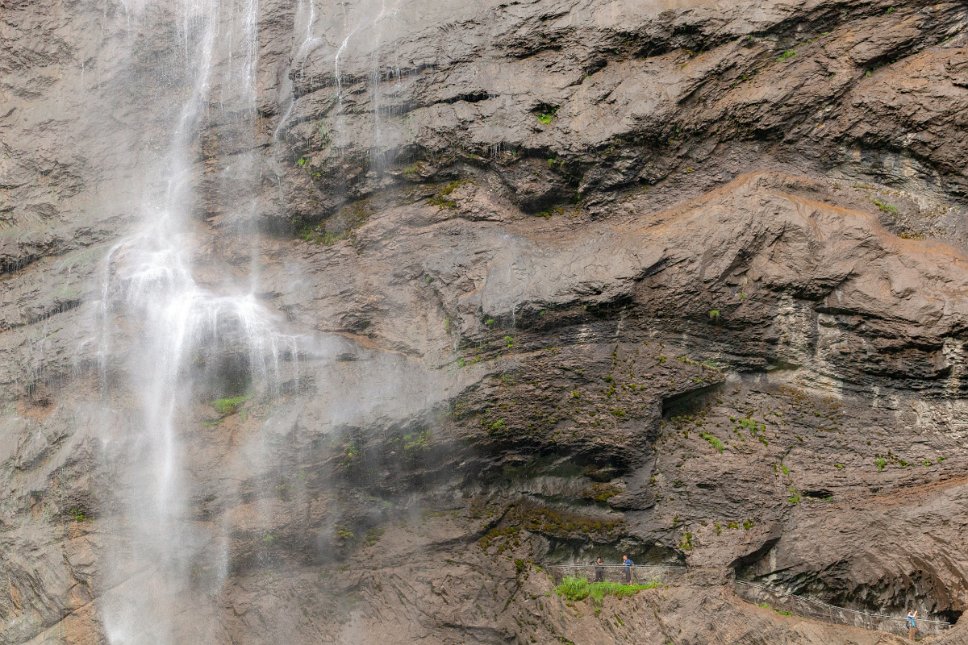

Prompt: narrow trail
xmin=733 ymin=580 xmax=952 ymax=638
xmin=546 ymin=564 xmax=954 ymax=638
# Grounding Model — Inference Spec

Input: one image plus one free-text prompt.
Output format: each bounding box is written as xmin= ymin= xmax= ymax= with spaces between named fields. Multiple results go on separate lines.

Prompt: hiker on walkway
xmin=906 ymin=610 xmax=918 ymax=640
xmin=622 ymin=554 xmax=634 ymax=583
xmin=594 ymin=557 xmax=605 ymax=582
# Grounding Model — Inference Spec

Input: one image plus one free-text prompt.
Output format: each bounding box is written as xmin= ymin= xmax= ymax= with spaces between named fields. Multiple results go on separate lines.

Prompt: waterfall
xmin=84 ymin=1 xmax=419 ymax=640
xmin=94 ymin=1 xmax=298 ymax=642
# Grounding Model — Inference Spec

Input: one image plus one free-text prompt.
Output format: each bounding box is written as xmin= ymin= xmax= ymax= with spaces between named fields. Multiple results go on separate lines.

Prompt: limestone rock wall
xmin=2 ymin=0 xmax=968 ymax=643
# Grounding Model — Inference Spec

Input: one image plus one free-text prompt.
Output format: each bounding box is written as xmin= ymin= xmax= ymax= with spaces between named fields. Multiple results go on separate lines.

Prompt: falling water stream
xmin=96 ymin=1 xmax=297 ymax=642
xmin=86 ymin=0 xmax=420 ymax=640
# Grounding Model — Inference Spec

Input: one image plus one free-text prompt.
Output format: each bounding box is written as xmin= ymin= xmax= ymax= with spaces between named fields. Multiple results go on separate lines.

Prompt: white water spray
xmin=94 ymin=2 xmax=299 ymax=642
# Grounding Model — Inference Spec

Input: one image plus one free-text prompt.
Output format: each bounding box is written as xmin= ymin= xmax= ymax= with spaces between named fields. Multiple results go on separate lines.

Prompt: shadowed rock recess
xmin=3 ymin=0 xmax=968 ymax=643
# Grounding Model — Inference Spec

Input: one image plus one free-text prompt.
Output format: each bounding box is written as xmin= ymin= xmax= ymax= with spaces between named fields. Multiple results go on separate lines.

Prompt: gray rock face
xmin=3 ymin=0 xmax=968 ymax=643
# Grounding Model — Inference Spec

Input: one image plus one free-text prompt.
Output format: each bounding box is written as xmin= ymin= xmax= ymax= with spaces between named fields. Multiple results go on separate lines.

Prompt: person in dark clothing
xmin=594 ymin=557 xmax=605 ymax=582
xmin=622 ymin=554 xmax=634 ymax=584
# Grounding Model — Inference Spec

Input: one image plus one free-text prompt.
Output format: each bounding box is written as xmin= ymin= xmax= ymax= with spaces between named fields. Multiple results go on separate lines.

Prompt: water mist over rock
xmin=2 ymin=1 xmax=968 ymax=644
xmin=88 ymin=2 xmax=300 ymax=642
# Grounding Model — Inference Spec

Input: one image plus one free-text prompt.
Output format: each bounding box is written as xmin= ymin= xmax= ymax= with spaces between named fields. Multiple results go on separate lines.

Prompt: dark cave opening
xmin=660 ymin=380 xmax=726 ymax=419
xmin=937 ymin=608 xmax=963 ymax=625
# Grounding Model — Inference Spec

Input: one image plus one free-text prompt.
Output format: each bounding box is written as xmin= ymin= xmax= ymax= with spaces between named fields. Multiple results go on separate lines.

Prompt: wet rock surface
xmin=3 ymin=0 xmax=968 ymax=643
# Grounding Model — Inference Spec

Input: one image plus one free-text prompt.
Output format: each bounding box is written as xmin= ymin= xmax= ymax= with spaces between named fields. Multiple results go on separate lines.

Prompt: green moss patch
xmin=428 ymin=179 xmax=468 ymax=209
xmin=478 ymin=502 xmax=624 ymax=553
xmin=212 ymin=394 xmax=250 ymax=416
xmin=534 ymin=105 xmax=559 ymax=125
xmin=584 ymin=482 xmax=622 ymax=503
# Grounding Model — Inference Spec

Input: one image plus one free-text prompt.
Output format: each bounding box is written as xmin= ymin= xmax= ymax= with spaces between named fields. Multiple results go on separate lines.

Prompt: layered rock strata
xmin=2 ymin=0 xmax=968 ymax=643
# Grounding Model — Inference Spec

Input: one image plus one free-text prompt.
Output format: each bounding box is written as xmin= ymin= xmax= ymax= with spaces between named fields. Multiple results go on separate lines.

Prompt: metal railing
xmin=545 ymin=563 xmax=687 ymax=585
xmin=735 ymin=580 xmax=952 ymax=637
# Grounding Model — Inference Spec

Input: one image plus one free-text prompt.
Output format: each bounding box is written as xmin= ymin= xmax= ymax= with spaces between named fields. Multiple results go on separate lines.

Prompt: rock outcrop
xmin=2 ymin=0 xmax=968 ymax=643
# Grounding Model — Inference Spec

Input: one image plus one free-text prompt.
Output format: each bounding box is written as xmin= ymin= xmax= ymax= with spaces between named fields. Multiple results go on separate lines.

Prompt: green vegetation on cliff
xmin=212 ymin=395 xmax=249 ymax=416
xmin=555 ymin=576 xmax=660 ymax=611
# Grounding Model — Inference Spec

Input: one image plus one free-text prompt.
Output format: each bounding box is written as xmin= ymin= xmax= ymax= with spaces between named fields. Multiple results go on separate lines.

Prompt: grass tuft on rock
xmin=212 ymin=395 xmax=250 ymax=416
xmin=428 ymin=179 xmax=467 ymax=209
xmin=555 ymin=576 xmax=660 ymax=610
xmin=871 ymin=198 xmax=898 ymax=215
xmin=299 ymin=227 xmax=349 ymax=245
xmin=700 ymin=432 xmax=725 ymax=453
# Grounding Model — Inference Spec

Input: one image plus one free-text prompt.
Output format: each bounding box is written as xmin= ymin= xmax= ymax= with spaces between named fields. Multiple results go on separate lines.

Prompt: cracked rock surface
xmin=3 ymin=0 xmax=968 ymax=643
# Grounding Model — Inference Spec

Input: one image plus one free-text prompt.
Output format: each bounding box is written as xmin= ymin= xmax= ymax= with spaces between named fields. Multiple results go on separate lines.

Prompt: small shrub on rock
xmin=554 ymin=576 xmax=660 ymax=612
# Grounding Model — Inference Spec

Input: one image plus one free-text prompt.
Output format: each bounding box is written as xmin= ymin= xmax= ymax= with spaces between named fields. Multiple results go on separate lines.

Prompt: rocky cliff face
xmin=3 ymin=0 xmax=968 ymax=643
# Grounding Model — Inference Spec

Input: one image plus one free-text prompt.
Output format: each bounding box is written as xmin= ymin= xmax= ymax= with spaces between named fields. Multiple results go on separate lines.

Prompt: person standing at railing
xmin=594 ymin=557 xmax=605 ymax=582
xmin=622 ymin=554 xmax=634 ymax=584
xmin=906 ymin=610 xmax=918 ymax=640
